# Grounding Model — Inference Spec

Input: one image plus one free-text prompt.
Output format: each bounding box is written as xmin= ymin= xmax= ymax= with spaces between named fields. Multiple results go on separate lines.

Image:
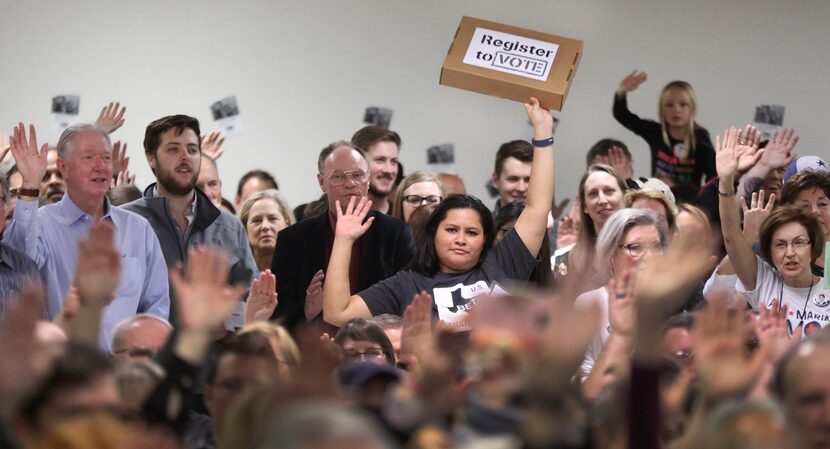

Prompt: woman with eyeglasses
xmin=717 ymin=128 xmax=829 ymax=336
xmin=322 ymin=98 xmax=554 ymax=329
xmin=574 ymin=208 xmax=669 ymax=390
xmin=391 ymin=171 xmax=444 ymax=224
xmin=333 ymin=318 xmax=396 ymax=365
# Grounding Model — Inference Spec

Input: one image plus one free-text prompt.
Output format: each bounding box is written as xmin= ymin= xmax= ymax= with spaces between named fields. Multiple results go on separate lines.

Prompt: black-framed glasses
xmin=618 ymin=242 xmax=666 ymax=257
xmin=341 ymin=347 xmax=385 ymax=360
xmin=403 ymin=195 xmax=442 ymax=207
xmin=771 ymin=238 xmax=811 ymax=252
xmin=327 ymin=170 xmax=367 ymax=186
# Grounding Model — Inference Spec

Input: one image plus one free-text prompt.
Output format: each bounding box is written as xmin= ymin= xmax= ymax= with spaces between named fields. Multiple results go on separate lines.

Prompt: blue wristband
xmin=531 ymin=136 xmax=554 ymax=147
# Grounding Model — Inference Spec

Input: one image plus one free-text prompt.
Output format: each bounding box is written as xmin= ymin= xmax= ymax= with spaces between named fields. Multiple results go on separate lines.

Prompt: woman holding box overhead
xmin=613 ymin=70 xmax=715 ymax=187
xmin=322 ymin=98 xmax=554 ymax=327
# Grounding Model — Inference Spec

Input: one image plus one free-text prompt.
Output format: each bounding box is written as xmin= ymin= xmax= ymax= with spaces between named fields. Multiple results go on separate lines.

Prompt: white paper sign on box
xmin=462 ymin=27 xmax=559 ymax=82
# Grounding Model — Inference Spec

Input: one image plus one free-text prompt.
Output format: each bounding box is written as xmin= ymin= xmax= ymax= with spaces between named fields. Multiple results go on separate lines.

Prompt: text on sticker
xmin=462 ymin=27 xmax=560 ymax=82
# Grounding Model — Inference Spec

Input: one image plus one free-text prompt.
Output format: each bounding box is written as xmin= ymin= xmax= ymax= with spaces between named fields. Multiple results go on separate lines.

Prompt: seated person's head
xmin=204 ymin=332 xmax=281 ymax=437
xmin=110 ymin=315 xmax=173 ymax=365
xmin=369 ymin=314 xmax=403 ymax=360
xmin=492 ymin=140 xmax=533 ymax=206
xmin=114 ymin=359 xmax=165 ymax=412
xmin=774 ymin=334 xmax=830 ymax=449
xmin=238 ymin=321 xmax=301 ymax=379
xmin=236 ymin=169 xmax=279 ymax=207
xmin=106 ymin=183 xmax=142 ymax=206
xmin=334 ymin=318 xmax=396 ymax=365
xmin=17 ymin=343 xmax=118 ymax=437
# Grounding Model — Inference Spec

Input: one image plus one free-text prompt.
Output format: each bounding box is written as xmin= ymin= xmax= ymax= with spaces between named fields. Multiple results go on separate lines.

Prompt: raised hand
xmin=693 ymin=293 xmax=766 ymax=400
xmin=245 ymin=270 xmax=277 ymax=323
xmin=334 ymin=196 xmax=375 ymax=242
xmin=550 ymin=195 xmax=571 ymax=219
xmin=201 ymin=131 xmax=226 ymax=160
xmin=715 ymin=127 xmax=763 ymax=181
xmin=9 ymin=123 xmax=48 ymax=190
xmin=0 ymin=283 xmax=53 ymax=416
xmin=304 ymin=269 xmax=325 ymax=321
xmin=754 ymin=299 xmax=801 ymax=365
xmin=111 ymin=140 xmax=130 ymax=175
xmin=633 ymin=232 xmax=717 ymax=321
xmin=737 ymin=124 xmax=762 ymax=154
xmin=400 ymin=291 xmax=434 ymax=367
xmin=617 ymin=70 xmax=648 ymax=94
xmin=74 ymin=220 xmax=122 ymax=305
xmin=95 ymin=102 xmax=126 ymax=134
xmin=760 ymin=128 xmax=798 ymax=170
xmin=606 ymin=146 xmax=633 ymax=179
xmin=111 ymin=169 xmax=136 ymax=188
xmin=741 ymin=189 xmax=775 ymax=243
xmin=170 ymin=246 xmax=247 ymax=332
xmin=524 ymin=97 xmax=554 ymax=139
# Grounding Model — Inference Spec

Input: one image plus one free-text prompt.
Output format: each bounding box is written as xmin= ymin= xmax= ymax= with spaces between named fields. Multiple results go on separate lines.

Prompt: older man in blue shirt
xmin=3 ymin=123 xmax=168 ymax=350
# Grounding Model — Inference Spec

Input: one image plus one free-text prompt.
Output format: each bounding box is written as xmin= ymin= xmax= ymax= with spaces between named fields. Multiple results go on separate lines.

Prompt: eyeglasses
xmin=342 ymin=348 xmax=385 ymax=360
xmin=618 ymin=242 xmax=666 ymax=257
xmin=327 ymin=170 xmax=367 ymax=186
xmin=771 ymin=238 xmax=811 ymax=252
xmin=403 ymin=195 xmax=442 ymax=207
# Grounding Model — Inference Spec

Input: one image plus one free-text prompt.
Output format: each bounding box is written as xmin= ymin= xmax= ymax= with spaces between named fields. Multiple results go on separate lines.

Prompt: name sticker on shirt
xmin=462 ymin=28 xmax=559 ymax=81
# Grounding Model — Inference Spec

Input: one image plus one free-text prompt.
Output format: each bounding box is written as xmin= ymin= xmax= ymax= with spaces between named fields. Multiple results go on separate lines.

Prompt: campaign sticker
xmin=462 ymin=27 xmax=559 ymax=82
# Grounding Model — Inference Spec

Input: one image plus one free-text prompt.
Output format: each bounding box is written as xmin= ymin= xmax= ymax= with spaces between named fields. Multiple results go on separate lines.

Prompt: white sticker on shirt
xmin=433 ymin=281 xmax=490 ymax=325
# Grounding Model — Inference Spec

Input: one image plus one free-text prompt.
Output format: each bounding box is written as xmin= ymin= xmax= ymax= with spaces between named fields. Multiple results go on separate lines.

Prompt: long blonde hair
xmin=570 ymin=164 xmax=628 ymax=281
xmin=658 ymin=81 xmax=698 ymax=160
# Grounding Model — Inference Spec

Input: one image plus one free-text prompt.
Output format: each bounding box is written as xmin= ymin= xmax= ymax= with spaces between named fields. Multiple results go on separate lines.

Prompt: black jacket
xmin=270 ymin=209 xmax=415 ymax=330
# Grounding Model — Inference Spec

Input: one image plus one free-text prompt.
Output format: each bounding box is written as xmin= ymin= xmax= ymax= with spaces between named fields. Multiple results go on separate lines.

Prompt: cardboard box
xmin=440 ymin=16 xmax=583 ymax=111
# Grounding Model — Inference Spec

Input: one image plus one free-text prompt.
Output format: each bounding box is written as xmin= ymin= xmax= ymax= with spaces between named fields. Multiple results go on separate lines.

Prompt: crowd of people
xmin=0 ymin=70 xmax=829 ymax=449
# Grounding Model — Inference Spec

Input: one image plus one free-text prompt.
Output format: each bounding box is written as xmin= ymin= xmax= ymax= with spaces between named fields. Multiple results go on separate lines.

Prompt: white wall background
xmin=2 ymin=0 xmax=828 ymax=209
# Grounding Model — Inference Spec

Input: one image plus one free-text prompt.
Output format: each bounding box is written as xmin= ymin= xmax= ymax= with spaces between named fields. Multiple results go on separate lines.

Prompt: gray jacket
xmin=121 ymin=184 xmax=256 ymax=328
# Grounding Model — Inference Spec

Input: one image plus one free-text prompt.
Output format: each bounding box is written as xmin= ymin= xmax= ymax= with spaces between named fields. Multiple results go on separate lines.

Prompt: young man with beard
xmin=351 ymin=126 xmax=401 ymax=215
xmin=122 ymin=115 xmax=256 ymax=328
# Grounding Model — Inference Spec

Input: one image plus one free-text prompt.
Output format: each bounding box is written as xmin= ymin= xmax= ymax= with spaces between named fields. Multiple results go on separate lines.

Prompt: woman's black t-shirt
xmin=359 ymin=229 xmax=537 ymax=327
